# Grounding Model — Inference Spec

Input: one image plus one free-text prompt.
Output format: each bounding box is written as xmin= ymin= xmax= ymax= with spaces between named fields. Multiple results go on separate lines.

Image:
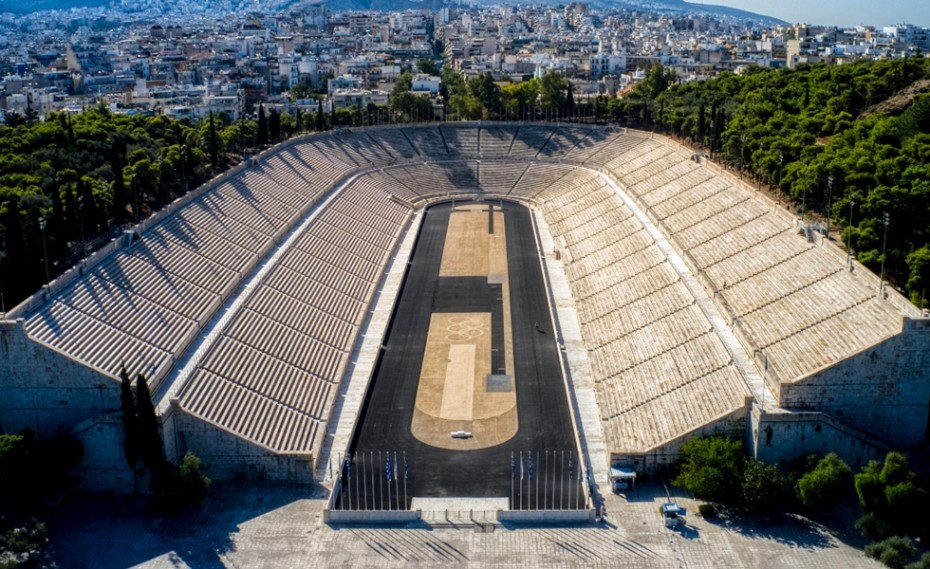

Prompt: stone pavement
xmin=45 ymin=482 xmax=879 ymax=569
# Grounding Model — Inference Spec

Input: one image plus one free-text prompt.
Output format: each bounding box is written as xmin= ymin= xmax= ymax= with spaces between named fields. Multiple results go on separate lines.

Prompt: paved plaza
xmin=45 ymin=481 xmax=879 ymax=569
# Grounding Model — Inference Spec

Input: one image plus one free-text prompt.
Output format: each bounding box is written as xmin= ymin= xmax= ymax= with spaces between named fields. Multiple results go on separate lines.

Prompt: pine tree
xmin=119 ymin=364 xmax=139 ymax=469
xmin=134 ymin=371 xmax=163 ymax=470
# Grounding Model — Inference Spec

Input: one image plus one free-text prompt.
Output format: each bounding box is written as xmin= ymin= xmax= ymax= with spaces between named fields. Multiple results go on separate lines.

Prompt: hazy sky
xmin=696 ymin=0 xmax=930 ymax=27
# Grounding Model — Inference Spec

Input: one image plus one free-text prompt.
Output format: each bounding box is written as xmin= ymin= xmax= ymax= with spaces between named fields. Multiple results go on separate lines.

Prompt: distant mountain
xmin=0 ymin=0 xmax=786 ymax=25
xmin=0 ymin=0 xmax=108 ymax=13
xmin=659 ymin=0 xmax=787 ymax=25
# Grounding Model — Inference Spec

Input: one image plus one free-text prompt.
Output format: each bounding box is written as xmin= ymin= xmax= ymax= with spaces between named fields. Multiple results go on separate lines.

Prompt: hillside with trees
xmin=612 ymin=58 xmax=930 ymax=308
xmin=0 ymin=105 xmax=296 ymax=309
xmin=3 ymin=58 xmax=929 ymax=311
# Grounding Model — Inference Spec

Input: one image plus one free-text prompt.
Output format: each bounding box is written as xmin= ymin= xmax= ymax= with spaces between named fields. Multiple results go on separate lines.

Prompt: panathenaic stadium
xmin=1 ymin=123 xmax=928 ymax=520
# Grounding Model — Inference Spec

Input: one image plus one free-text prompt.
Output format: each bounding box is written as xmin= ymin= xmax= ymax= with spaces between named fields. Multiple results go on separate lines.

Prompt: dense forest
xmin=2 ymin=58 xmax=929 ymax=311
xmin=610 ymin=58 xmax=930 ymax=308
xmin=0 ymin=104 xmax=303 ymax=308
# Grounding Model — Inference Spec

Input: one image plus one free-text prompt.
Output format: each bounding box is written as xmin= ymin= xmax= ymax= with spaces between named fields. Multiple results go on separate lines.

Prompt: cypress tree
xmin=134 ymin=371 xmax=163 ymax=470
xmin=111 ymin=160 xmax=128 ymax=223
xmin=257 ymin=104 xmax=268 ymax=146
xmin=269 ymin=108 xmax=280 ymax=142
xmin=119 ymin=364 xmax=139 ymax=468
xmin=64 ymin=183 xmax=77 ymax=242
xmin=295 ymin=107 xmax=302 ymax=133
xmin=316 ymin=99 xmax=324 ymax=131
xmin=207 ymin=112 xmax=219 ymax=173
xmin=696 ymin=103 xmax=706 ymax=144
xmin=78 ymin=178 xmax=98 ymax=237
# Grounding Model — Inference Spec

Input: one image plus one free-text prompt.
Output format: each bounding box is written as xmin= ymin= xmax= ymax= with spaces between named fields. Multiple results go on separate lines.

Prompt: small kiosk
xmin=610 ymin=466 xmax=637 ymax=493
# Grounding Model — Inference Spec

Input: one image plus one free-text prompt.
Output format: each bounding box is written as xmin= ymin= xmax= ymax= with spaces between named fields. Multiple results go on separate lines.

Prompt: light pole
xmin=846 ymin=199 xmax=855 ymax=269
xmin=39 ymin=217 xmax=50 ymax=298
xmin=77 ymin=195 xmax=86 ymax=267
xmin=825 ymin=175 xmax=833 ymax=237
xmin=879 ymin=211 xmax=890 ymax=296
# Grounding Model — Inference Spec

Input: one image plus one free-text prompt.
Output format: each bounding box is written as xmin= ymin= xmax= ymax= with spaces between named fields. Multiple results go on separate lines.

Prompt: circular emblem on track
xmin=445 ymin=316 xmax=485 ymax=342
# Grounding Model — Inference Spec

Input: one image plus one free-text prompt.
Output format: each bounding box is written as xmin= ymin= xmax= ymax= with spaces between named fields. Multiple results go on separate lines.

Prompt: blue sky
xmin=696 ymin=0 xmax=930 ymax=27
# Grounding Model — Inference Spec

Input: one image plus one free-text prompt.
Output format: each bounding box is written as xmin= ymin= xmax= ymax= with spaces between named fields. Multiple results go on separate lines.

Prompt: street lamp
xmin=879 ymin=211 xmax=890 ymax=296
xmin=846 ymin=199 xmax=855 ymax=270
xmin=39 ymin=216 xmax=50 ymax=298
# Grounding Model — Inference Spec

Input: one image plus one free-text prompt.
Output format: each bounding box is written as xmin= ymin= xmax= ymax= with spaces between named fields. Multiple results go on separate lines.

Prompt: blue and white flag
xmin=568 ymin=456 xmax=573 ymax=481
xmin=510 ymin=452 xmax=515 ymax=480
xmin=403 ymin=452 xmax=409 ymax=480
xmin=528 ymin=451 xmax=534 ymax=481
xmin=328 ymin=457 xmax=333 ymax=481
xmin=520 ymin=451 xmax=524 ymax=481
xmin=346 ymin=453 xmax=352 ymax=480
xmin=393 ymin=452 xmax=398 ymax=482
xmin=386 ymin=453 xmax=393 ymax=482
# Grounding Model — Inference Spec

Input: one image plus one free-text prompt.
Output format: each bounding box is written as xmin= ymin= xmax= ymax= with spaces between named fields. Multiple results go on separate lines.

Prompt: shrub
xmin=741 ymin=460 xmax=783 ymax=514
xmin=672 ymin=436 xmax=746 ymax=502
xmin=796 ymin=453 xmax=851 ymax=511
xmin=864 ymin=536 xmax=916 ymax=569
xmin=906 ymin=552 xmax=930 ymax=569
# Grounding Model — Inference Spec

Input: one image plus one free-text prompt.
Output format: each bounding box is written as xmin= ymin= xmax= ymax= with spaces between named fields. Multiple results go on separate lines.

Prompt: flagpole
xmin=370 ymin=451 xmax=375 ymax=511
xmin=339 ymin=451 xmax=344 ymax=511
xmin=362 ymin=452 xmax=368 ymax=510
xmin=544 ymin=450 xmax=549 ymax=510
xmin=519 ymin=451 xmax=523 ymax=511
xmin=387 ymin=452 xmax=392 ymax=511
xmin=403 ymin=451 xmax=408 ymax=510
xmin=560 ymin=450 xmax=565 ymax=510
xmin=510 ymin=451 xmax=514 ymax=509
xmin=394 ymin=451 xmax=399 ymax=511
xmin=535 ymin=451 xmax=540 ymax=511
xmin=347 ymin=452 xmax=353 ymax=511
xmin=568 ymin=451 xmax=573 ymax=511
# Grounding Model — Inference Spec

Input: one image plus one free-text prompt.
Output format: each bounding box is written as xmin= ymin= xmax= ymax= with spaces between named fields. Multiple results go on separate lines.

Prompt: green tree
xmin=257 ymin=104 xmax=268 ymax=147
xmin=0 ymin=518 xmax=48 ymax=568
xmin=796 ymin=453 xmax=852 ymax=510
xmin=865 ymin=536 xmax=917 ymax=569
xmin=467 ymin=72 xmax=502 ymax=119
xmin=119 ymin=364 xmax=139 ymax=469
xmin=906 ymin=552 xmax=930 ymax=569
xmin=539 ymin=71 xmax=568 ymax=111
xmin=672 ymin=436 xmax=746 ymax=501
xmin=855 ymin=452 xmax=930 ymax=540
xmin=417 ymin=58 xmax=439 ymax=76
xmin=741 ymin=460 xmax=783 ymax=514
xmin=134 ymin=372 xmax=162 ymax=471
xmin=207 ymin=112 xmax=219 ymax=173
xmin=178 ymin=452 xmax=211 ymax=507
